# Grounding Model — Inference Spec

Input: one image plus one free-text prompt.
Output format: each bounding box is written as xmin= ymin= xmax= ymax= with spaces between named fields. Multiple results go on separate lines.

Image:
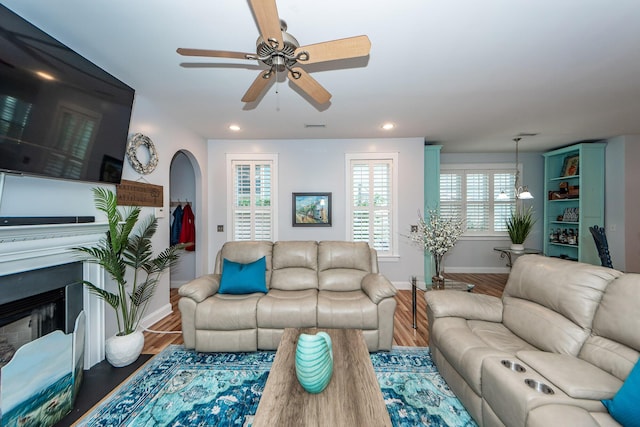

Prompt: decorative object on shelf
xmin=497 ymin=136 xmax=534 ymax=200
xmin=506 ymin=205 xmax=536 ymax=251
xmin=127 ymin=133 xmax=159 ymax=175
xmin=292 ymin=192 xmax=332 ymax=227
xmin=562 ymin=207 xmax=579 ymax=222
xmin=409 ymin=210 xmax=465 ymax=288
xmin=73 ymin=188 xmax=184 ymax=367
xmin=295 ymin=331 xmax=334 ymax=394
xmin=561 ymin=155 xmax=580 ymax=177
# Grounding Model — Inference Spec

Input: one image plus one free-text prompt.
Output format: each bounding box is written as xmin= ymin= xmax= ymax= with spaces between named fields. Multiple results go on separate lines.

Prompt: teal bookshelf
xmin=542 ymin=142 xmax=605 ymax=265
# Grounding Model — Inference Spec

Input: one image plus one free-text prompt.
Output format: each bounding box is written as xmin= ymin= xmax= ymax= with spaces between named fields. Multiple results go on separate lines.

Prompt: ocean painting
xmin=1 ymin=331 xmax=73 ymax=427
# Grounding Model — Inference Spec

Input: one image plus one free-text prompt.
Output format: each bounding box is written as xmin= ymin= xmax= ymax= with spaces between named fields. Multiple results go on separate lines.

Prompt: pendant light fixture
xmin=497 ymin=137 xmax=534 ymax=200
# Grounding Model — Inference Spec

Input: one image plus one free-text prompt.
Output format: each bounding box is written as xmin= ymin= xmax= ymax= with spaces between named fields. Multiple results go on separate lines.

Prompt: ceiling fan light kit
xmin=177 ymin=0 xmax=371 ymax=106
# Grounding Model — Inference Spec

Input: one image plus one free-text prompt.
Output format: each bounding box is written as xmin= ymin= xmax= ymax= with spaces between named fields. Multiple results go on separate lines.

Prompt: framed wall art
xmin=561 ymin=155 xmax=580 ymax=177
xmin=292 ymin=192 xmax=332 ymax=227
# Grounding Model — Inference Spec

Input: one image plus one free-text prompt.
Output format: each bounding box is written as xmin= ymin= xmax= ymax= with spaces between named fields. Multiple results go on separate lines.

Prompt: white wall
xmin=624 ymin=136 xmax=640 ymax=272
xmin=440 ymin=151 xmax=545 ymax=273
xmin=207 ymin=137 xmax=425 ymax=284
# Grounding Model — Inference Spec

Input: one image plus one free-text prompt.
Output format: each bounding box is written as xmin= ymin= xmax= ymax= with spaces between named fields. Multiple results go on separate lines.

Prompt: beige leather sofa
xmin=425 ymin=255 xmax=639 ymax=426
xmin=178 ymin=240 xmax=397 ymax=352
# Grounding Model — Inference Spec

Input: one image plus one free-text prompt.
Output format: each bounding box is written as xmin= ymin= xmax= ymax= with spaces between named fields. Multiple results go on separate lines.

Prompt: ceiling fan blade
xmin=176 ymin=48 xmax=254 ymax=60
xmin=295 ymin=35 xmax=371 ymax=65
xmin=249 ymin=0 xmax=283 ymax=49
xmin=242 ymin=71 xmax=274 ymax=102
xmin=288 ymin=67 xmax=331 ymax=104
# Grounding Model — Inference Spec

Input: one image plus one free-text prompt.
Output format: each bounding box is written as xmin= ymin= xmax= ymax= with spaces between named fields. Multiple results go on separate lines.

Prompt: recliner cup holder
xmin=525 ymin=379 xmax=554 ymax=395
xmin=501 ymin=359 xmax=526 ymax=373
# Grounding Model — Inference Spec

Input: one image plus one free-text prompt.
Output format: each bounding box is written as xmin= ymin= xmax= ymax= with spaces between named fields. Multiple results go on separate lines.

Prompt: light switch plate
xmin=154 ymin=207 xmax=165 ymax=218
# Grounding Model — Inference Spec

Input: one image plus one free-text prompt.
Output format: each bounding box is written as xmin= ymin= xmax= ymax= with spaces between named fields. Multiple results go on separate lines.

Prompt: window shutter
xmin=348 ymin=157 xmax=395 ymax=255
xmin=231 ymin=160 xmax=273 ymax=240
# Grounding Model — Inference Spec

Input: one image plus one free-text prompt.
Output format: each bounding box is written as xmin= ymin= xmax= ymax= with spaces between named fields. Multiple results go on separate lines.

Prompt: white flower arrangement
xmin=409 ymin=210 xmax=465 ymax=257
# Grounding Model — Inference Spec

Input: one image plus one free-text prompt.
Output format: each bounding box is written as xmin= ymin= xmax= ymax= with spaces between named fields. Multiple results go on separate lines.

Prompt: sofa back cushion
xmin=579 ymin=274 xmax=640 ymax=380
xmin=318 ymin=241 xmax=371 ymax=291
xmin=502 ymin=255 xmax=621 ymax=355
xmin=215 ymin=241 xmax=274 ymax=287
xmin=270 ymin=241 xmax=319 ymax=291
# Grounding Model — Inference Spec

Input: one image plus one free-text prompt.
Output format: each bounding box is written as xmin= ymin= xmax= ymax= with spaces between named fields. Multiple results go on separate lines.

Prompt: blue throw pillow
xmin=218 ymin=256 xmax=267 ymax=294
xmin=602 ymin=358 xmax=640 ymax=427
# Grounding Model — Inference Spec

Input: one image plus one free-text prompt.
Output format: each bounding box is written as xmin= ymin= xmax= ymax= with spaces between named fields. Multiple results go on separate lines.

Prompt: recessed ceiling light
xmin=229 ymin=124 xmax=241 ymax=131
xmin=35 ymin=71 xmax=55 ymax=80
xmin=381 ymin=122 xmax=395 ymax=130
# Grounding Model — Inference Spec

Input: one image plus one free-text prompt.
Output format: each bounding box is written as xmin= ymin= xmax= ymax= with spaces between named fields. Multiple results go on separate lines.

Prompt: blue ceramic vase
xmin=295 ymin=331 xmax=334 ymax=394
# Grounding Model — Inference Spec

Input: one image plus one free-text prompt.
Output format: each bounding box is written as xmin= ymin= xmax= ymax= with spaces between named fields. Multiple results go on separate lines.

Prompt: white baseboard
xmin=140 ymin=303 xmax=172 ymax=330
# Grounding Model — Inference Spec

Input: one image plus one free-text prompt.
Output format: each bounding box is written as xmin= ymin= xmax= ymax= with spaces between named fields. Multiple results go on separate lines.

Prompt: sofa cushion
xmin=505 ymin=255 xmax=621 ymax=329
xmin=257 ymin=289 xmax=317 ymax=328
xmin=195 ymin=293 xmax=261 ymax=330
xmin=270 ymin=241 xmax=318 ymax=291
xmin=503 ymin=296 xmax=590 ymax=355
xmin=317 ymin=290 xmax=378 ymax=329
xmin=527 ymin=405 xmax=611 ymax=427
xmin=517 ymin=351 xmax=622 ymax=399
xmin=219 ymin=257 xmax=267 ymax=294
xmin=580 ymin=336 xmax=640 ymax=381
xmin=431 ymin=317 xmax=514 ymax=395
xmin=602 ymin=358 xmax=640 ymax=427
xmin=318 ymin=241 xmax=370 ymax=291
xmin=592 ymin=274 xmax=640 ymax=353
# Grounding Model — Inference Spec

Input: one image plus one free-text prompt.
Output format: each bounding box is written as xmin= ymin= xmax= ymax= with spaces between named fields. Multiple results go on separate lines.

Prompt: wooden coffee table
xmin=253 ymin=328 xmax=391 ymax=427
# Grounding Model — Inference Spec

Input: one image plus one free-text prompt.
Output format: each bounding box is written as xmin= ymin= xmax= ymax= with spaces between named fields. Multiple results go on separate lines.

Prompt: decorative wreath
xmin=126 ymin=133 xmax=158 ymax=175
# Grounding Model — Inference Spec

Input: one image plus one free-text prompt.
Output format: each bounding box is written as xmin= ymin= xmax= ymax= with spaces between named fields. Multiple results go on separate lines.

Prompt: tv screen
xmin=0 ymin=5 xmax=135 ymax=184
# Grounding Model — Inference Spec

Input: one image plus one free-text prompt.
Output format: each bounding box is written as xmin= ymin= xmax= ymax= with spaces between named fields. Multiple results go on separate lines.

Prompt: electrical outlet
xmin=410 ymin=225 xmax=418 ymax=232
xmin=217 ymin=225 xmax=224 ymax=232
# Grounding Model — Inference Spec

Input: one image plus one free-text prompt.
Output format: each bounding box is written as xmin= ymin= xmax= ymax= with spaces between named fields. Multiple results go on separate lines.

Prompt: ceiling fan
xmin=176 ymin=0 xmax=371 ymax=105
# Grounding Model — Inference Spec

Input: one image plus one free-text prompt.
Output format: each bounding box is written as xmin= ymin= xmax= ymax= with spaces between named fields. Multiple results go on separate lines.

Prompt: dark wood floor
xmin=142 ymin=273 xmax=508 ymax=354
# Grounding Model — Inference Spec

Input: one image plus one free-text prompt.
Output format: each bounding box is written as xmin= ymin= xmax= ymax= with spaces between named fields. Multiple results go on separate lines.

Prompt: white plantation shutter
xmin=440 ymin=165 xmax=516 ymax=235
xmin=347 ymin=154 xmax=397 ymax=256
xmin=230 ymin=157 xmax=276 ymax=241
xmin=466 ymin=172 xmax=489 ymax=231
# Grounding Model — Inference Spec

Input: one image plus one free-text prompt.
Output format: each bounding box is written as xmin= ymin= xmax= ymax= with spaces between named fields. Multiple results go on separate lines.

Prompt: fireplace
xmin=0 ymin=263 xmax=83 ymax=368
xmin=0 ymin=222 xmax=109 ymax=368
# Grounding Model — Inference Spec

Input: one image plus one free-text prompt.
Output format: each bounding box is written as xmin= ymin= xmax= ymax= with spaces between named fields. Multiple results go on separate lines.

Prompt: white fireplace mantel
xmin=0 ymin=222 xmax=109 ymax=368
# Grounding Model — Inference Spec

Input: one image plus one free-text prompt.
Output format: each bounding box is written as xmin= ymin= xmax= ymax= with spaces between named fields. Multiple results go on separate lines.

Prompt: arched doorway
xmin=169 ymin=150 xmax=197 ymax=287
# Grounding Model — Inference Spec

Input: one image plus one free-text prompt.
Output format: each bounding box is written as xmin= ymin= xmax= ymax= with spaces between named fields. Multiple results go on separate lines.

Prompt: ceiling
xmin=4 ymin=0 xmax=640 ymax=152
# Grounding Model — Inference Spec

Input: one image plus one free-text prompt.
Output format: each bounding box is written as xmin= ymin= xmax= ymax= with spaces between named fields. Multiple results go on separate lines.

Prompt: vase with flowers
xmin=409 ymin=209 xmax=465 ymax=288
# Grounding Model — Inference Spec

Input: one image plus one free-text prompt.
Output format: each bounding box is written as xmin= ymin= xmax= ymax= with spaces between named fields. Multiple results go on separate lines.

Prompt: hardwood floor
xmin=142 ymin=273 xmax=508 ymax=355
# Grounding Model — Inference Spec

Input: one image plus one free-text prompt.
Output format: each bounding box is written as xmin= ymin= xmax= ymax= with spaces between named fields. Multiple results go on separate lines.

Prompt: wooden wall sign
xmin=116 ymin=180 xmax=164 ymax=207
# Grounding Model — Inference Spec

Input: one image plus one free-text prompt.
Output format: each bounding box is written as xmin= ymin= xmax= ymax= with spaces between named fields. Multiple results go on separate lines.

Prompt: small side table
xmin=411 ymin=277 xmax=474 ymax=329
xmin=493 ymin=247 xmax=542 ymax=269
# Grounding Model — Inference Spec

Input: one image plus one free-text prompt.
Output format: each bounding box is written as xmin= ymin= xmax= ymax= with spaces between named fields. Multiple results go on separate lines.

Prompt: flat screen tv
xmin=0 ymin=5 xmax=135 ymax=184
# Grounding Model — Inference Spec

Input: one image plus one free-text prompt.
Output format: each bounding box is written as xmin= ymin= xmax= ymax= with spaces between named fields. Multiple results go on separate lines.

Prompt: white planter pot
xmin=105 ymin=330 xmax=144 ymax=367
xmin=510 ymin=243 xmax=525 ymax=252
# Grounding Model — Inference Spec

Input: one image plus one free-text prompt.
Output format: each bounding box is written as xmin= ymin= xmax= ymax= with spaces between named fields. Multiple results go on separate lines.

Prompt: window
xmin=227 ymin=154 xmax=278 ymax=241
xmin=440 ymin=164 xmax=516 ymax=236
xmin=346 ymin=153 xmax=398 ymax=256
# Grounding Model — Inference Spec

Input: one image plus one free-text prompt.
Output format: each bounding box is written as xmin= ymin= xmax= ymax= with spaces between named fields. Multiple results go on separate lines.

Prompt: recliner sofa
xmin=178 ymin=240 xmax=397 ymax=352
xmin=425 ymin=255 xmax=639 ymax=426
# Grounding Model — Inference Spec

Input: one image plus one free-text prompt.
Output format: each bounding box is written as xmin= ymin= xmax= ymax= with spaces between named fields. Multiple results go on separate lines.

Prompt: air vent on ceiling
xmin=304 ymin=124 xmax=326 ymax=128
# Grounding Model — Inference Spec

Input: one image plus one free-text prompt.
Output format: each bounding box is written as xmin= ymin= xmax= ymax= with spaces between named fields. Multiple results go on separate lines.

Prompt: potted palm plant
xmin=75 ymin=188 xmax=183 ymax=367
xmin=506 ymin=205 xmax=536 ymax=251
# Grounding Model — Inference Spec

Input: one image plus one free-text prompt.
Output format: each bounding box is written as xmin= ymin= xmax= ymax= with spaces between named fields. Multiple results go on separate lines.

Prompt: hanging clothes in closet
xmin=170 ymin=204 xmax=183 ymax=246
xmin=179 ymin=203 xmax=196 ymax=251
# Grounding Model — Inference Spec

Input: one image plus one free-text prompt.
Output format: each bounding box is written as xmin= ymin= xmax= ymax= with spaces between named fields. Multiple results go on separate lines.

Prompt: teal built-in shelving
xmin=542 ymin=142 xmax=605 ymax=265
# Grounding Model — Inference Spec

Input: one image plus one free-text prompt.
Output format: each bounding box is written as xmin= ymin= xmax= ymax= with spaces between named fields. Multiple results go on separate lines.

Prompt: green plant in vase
xmin=74 ymin=188 xmax=183 ymax=366
xmin=506 ymin=205 xmax=536 ymax=251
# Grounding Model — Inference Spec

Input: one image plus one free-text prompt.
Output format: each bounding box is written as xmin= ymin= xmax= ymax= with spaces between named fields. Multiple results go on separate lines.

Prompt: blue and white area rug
xmin=76 ymin=345 xmax=475 ymax=427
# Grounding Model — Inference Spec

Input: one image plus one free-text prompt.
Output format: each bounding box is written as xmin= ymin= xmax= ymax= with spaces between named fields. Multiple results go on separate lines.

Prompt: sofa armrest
xmin=362 ymin=273 xmax=397 ymax=304
xmin=178 ymin=274 xmax=220 ymax=303
xmin=425 ymin=291 xmax=503 ymax=322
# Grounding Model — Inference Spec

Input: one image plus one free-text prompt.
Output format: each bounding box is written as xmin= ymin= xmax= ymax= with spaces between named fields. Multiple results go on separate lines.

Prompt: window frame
xmin=226 ymin=153 xmax=278 ymax=241
xmin=345 ymin=152 xmax=399 ymax=258
xmin=440 ymin=163 xmax=518 ymax=239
